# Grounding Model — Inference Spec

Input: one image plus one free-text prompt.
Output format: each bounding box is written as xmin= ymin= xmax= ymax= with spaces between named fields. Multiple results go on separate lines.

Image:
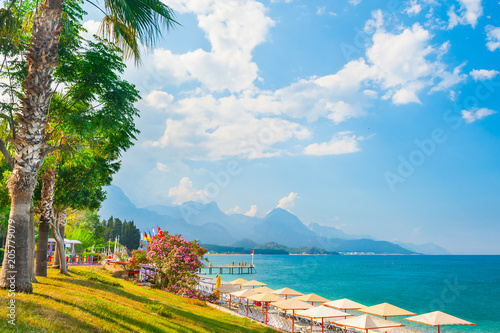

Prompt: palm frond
xmin=99 ymin=14 xmax=140 ymax=62
xmin=100 ymin=0 xmax=178 ymax=62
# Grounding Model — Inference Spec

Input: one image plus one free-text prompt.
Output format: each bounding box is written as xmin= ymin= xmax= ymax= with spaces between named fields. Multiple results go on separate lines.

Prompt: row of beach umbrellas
xmin=215 ymin=278 xmax=475 ymax=333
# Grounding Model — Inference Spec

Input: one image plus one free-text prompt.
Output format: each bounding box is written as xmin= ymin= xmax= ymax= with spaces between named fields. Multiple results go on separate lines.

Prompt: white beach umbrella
xmin=331 ymin=314 xmax=405 ymax=333
xmin=296 ymin=305 xmax=353 ymax=333
xmin=271 ymin=298 xmax=313 ymax=333
xmin=358 ymin=302 xmax=416 ymax=320
xmin=404 ymin=311 xmax=475 ymax=333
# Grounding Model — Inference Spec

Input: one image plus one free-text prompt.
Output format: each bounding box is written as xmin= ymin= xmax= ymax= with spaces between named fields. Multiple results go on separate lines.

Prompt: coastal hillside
xmin=202 ymin=241 xmax=340 ymax=255
xmin=0 ymin=267 xmax=276 ymax=333
xmin=100 ymin=185 xmax=430 ymax=254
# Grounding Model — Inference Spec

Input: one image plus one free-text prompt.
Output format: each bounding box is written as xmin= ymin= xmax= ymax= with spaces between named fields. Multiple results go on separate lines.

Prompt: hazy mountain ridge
xmin=203 ymin=241 xmax=340 ymax=255
xmin=395 ymin=241 xmax=449 ymax=255
xmin=99 ymin=185 xmax=446 ymax=254
xmin=308 ymin=222 xmax=374 ymax=240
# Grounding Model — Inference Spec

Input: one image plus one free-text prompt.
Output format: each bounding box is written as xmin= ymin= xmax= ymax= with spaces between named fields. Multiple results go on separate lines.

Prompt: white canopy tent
xmin=47 ymin=239 xmax=82 ymax=255
xmin=47 ymin=238 xmax=82 ymax=245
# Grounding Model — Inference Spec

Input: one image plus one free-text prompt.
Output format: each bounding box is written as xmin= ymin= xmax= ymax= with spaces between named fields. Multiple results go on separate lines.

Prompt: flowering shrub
xmin=146 ymin=233 xmax=207 ymax=294
xmin=128 ymin=249 xmax=148 ymax=269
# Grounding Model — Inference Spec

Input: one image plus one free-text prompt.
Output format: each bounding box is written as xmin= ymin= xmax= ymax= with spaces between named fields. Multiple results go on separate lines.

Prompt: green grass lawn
xmin=0 ymin=266 xmax=278 ymax=333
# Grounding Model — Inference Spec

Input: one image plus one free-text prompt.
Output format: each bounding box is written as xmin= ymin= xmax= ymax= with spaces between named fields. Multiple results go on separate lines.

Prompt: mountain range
xmin=99 ymin=185 xmax=448 ymax=255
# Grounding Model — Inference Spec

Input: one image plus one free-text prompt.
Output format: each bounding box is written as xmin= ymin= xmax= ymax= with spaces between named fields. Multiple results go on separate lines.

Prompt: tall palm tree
xmin=0 ymin=0 xmax=177 ymax=293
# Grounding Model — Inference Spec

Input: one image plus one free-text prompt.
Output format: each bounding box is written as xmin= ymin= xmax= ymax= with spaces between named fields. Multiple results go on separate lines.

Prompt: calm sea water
xmin=204 ymin=255 xmax=500 ymax=333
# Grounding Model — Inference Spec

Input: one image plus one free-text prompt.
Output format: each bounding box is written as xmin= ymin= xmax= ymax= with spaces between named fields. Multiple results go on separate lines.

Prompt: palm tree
xmin=0 ymin=0 xmax=177 ymax=293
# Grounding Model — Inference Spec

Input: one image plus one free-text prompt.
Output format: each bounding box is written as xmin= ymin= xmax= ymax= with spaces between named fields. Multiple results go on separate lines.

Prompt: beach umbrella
xmin=404 ymin=311 xmax=475 ymax=333
xmin=296 ymin=305 xmax=352 ymax=333
xmin=294 ymin=293 xmax=330 ymax=305
xmin=253 ymin=286 xmax=274 ymax=294
xmin=214 ymin=275 xmax=221 ymax=299
xmin=215 ymin=285 xmax=240 ymax=293
xmin=331 ymin=314 xmax=405 ymax=333
xmin=272 ymin=287 xmax=304 ymax=299
xmin=241 ymin=280 xmax=268 ymax=288
xmin=271 ymin=298 xmax=313 ymax=333
xmin=228 ymin=278 xmax=248 ymax=288
xmin=230 ymin=289 xmax=258 ymax=316
xmin=247 ymin=292 xmax=283 ymax=325
xmin=324 ymin=298 xmax=366 ymax=319
xmin=358 ymin=302 xmax=416 ymax=319
xmin=215 ymin=285 xmax=240 ymax=309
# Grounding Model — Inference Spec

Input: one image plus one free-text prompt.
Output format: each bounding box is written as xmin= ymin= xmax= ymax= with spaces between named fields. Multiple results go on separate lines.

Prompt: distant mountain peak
xmin=267 ymin=207 xmax=290 ymax=214
xmin=101 ymin=185 xmax=419 ymax=254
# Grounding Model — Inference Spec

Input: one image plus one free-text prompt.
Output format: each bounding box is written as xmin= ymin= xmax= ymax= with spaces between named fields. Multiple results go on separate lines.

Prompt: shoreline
xmin=199 ymin=255 xmax=494 ymax=332
xmin=199 ymin=277 xmax=424 ymax=333
xmin=206 ymin=253 xmax=423 ymax=256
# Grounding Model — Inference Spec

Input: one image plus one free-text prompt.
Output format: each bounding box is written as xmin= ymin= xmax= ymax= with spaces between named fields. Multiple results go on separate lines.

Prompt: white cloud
xmin=461 ymin=108 xmax=497 ymax=123
xmin=367 ymin=24 xmax=434 ymax=89
xmin=145 ymin=90 xmax=174 ymax=109
xmin=404 ymin=0 xmax=422 ymax=16
xmin=447 ymin=0 xmax=483 ymax=29
xmin=146 ymin=94 xmax=311 ymax=160
xmin=431 ymin=63 xmax=468 ymax=92
xmin=486 ymin=25 xmax=500 ymax=51
xmin=156 ymin=162 xmax=169 ymax=172
xmin=363 ymin=89 xmax=378 ymax=98
xmin=244 ymin=205 xmax=258 ymax=217
xmin=364 ymin=10 xmax=384 ymax=33
xmin=392 ymin=85 xmax=423 ymax=105
xmin=316 ymin=6 xmax=336 ymax=16
xmin=349 ymin=0 xmax=362 ymax=6
xmin=470 ymin=69 xmax=499 ymax=81
xmin=304 ymin=131 xmax=362 ymax=156
xmin=139 ymin=0 xmax=275 ymax=93
xmin=316 ymin=6 xmax=326 ymax=15
xmin=81 ymin=20 xmax=100 ymax=40
xmin=277 ymin=192 xmax=299 ymax=211
xmin=137 ymin=2 xmax=465 ymax=161
xmin=226 ymin=206 xmax=242 ymax=214
xmin=168 ymin=177 xmax=207 ymax=204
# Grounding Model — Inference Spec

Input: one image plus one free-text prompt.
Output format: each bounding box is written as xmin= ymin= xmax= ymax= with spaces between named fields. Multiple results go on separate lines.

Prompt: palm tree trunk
xmin=0 ymin=0 xmax=64 ymax=293
xmin=36 ymin=222 xmax=50 ymax=276
xmin=0 ymin=191 xmax=33 ymax=292
xmin=35 ymin=167 xmax=56 ymax=277
xmin=53 ymin=244 xmax=60 ymax=268
xmin=29 ymin=209 xmax=37 ymax=283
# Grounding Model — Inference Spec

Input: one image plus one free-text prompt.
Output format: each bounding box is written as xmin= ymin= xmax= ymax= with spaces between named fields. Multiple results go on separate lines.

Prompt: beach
xmin=200 ymin=254 xmax=500 ymax=333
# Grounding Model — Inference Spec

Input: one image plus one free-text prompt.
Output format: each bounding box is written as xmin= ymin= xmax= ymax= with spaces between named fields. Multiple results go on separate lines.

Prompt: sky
xmin=83 ymin=0 xmax=500 ymax=254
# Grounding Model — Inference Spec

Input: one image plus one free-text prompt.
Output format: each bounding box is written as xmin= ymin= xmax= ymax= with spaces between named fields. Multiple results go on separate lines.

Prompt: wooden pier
xmin=198 ymin=265 xmax=256 ymax=275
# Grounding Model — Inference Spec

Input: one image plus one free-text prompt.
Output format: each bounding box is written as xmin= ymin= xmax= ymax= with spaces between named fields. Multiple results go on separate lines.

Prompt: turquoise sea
xmin=204 ymin=255 xmax=500 ymax=333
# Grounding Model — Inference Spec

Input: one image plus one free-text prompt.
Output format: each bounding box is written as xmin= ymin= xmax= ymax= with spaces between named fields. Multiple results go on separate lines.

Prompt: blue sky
xmin=84 ymin=0 xmax=500 ymax=254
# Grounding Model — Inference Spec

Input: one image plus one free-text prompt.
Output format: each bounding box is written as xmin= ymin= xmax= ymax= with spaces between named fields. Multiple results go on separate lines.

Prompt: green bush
xmin=0 ymin=248 xmax=4 ymax=263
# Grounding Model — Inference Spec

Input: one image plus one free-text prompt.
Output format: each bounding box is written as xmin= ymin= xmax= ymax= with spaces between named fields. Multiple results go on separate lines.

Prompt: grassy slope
xmin=0 ymin=267 xmax=277 ymax=333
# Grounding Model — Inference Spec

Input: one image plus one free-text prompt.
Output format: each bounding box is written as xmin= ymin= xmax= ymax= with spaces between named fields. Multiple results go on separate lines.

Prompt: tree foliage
xmin=102 ymin=216 xmax=140 ymax=250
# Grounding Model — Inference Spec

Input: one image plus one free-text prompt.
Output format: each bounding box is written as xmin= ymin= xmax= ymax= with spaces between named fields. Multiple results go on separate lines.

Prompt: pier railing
xmin=198 ymin=264 xmax=256 ymax=275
